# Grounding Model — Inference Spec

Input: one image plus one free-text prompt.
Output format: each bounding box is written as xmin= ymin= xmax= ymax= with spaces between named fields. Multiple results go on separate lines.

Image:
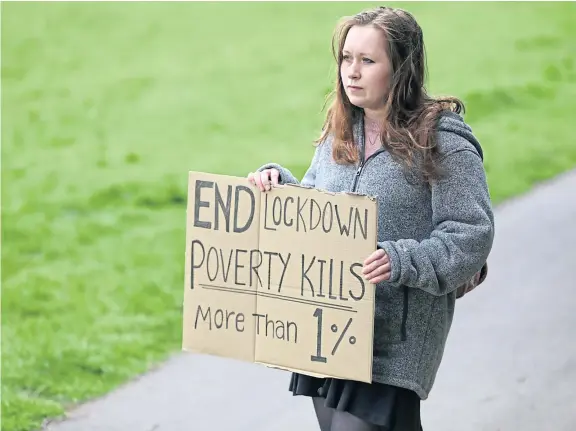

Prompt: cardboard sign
xmin=182 ymin=171 xmax=377 ymax=383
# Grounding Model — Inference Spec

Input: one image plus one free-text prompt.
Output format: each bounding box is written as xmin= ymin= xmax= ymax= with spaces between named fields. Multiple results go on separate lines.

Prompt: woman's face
xmin=340 ymin=25 xmax=392 ymax=112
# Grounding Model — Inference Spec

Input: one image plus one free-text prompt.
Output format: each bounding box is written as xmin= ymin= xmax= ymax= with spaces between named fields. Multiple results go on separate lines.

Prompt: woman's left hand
xmin=362 ymin=249 xmax=391 ymax=284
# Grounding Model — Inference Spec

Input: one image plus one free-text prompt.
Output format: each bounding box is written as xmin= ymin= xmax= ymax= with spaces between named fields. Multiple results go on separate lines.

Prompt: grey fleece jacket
xmin=256 ymin=111 xmax=495 ymax=399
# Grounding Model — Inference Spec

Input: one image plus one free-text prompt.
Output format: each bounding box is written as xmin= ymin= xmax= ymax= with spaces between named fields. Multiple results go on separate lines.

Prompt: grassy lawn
xmin=2 ymin=2 xmax=575 ymax=430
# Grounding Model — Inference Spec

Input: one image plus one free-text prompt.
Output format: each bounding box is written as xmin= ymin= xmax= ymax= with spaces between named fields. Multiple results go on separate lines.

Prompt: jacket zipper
xmin=351 ymin=140 xmax=409 ymax=343
xmin=351 ymin=148 xmax=385 ymax=192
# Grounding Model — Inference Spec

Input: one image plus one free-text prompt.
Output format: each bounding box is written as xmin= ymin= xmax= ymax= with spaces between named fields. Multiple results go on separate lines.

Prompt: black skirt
xmin=289 ymin=372 xmax=423 ymax=430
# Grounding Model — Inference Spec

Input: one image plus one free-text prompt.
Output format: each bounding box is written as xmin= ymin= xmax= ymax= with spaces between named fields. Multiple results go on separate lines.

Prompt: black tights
xmin=313 ymin=397 xmax=382 ymax=431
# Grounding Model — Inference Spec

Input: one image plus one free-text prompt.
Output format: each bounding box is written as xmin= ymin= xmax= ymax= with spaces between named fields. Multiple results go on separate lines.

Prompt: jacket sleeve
xmin=256 ymin=145 xmax=321 ymax=188
xmin=377 ymin=147 xmax=495 ymax=296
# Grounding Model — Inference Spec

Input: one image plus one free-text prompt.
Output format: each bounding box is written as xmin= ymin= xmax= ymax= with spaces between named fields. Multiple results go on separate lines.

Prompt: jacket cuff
xmin=256 ymin=163 xmax=298 ymax=185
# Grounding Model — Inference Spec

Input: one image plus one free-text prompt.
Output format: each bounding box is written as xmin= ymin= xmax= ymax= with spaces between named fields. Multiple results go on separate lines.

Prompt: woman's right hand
xmin=247 ymin=168 xmax=280 ymax=192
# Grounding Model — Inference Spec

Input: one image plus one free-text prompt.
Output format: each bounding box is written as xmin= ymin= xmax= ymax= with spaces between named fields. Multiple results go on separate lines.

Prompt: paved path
xmin=45 ymin=170 xmax=576 ymax=431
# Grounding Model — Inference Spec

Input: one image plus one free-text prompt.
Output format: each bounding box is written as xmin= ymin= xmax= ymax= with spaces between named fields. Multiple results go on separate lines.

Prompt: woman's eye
xmin=363 ymin=58 xmax=374 ymax=64
xmin=342 ymin=54 xmax=351 ymax=61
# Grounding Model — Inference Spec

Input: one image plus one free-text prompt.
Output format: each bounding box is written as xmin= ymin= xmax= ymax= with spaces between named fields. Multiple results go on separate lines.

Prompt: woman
xmin=247 ymin=6 xmax=494 ymax=431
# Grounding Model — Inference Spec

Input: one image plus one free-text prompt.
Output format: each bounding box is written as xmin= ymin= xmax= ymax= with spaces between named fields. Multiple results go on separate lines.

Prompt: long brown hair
xmin=316 ymin=6 xmax=465 ymax=182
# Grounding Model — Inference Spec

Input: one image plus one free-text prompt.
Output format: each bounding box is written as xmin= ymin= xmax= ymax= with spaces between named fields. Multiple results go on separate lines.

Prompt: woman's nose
xmin=347 ymin=62 xmax=361 ymax=80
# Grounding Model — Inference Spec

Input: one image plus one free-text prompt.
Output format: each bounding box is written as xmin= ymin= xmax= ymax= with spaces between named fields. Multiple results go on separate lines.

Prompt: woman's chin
xmin=347 ymin=95 xmax=368 ymax=108
xmin=347 ymin=96 xmax=386 ymax=112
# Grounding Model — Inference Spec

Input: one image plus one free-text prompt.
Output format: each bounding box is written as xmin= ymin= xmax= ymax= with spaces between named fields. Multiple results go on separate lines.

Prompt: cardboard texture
xmin=182 ymin=171 xmax=378 ymax=383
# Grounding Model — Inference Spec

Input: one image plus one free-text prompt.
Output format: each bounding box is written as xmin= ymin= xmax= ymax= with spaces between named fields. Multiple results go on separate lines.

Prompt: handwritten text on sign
xmin=182 ymin=171 xmax=377 ymax=383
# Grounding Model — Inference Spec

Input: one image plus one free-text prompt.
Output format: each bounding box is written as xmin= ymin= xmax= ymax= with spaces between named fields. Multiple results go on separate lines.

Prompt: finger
xmin=362 ymin=259 xmax=386 ymax=276
xmin=366 ymin=271 xmax=391 ymax=284
xmin=247 ymin=172 xmax=256 ymax=185
xmin=254 ymin=171 xmax=266 ymax=191
xmin=371 ymin=270 xmax=391 ymax=284
xmin=260 ymin=170 xmax=271 ymax=191
xmin=270 ymin=169 xmax=280 ymax=186
xmin=363 ymin=249 xmax=386 ymax=266
xmin=365 ymin=262 xmax=391 ymax=282
xmin=362 ymin=255 xmax=389 ymax=275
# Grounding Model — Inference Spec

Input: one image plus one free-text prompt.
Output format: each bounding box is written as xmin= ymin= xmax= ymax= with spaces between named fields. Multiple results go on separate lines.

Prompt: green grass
xmin=2 ymin=2 xmax=575 ymax=430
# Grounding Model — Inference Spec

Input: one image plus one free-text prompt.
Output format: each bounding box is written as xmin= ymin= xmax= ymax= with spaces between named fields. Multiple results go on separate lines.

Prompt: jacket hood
xmin=437 ymin=111 xmax=484 ymax=160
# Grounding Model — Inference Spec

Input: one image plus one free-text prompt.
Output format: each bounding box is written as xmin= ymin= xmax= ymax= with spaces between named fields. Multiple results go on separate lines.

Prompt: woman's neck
xmin=364 ymin=115 xmax=384 ymax=134
xmin=363 ymin=108 xmax=386 ymax=132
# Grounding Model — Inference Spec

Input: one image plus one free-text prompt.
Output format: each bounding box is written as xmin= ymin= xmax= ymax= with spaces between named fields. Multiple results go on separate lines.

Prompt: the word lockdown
xmin=182 ymin=171 xmax=378 ymax=383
